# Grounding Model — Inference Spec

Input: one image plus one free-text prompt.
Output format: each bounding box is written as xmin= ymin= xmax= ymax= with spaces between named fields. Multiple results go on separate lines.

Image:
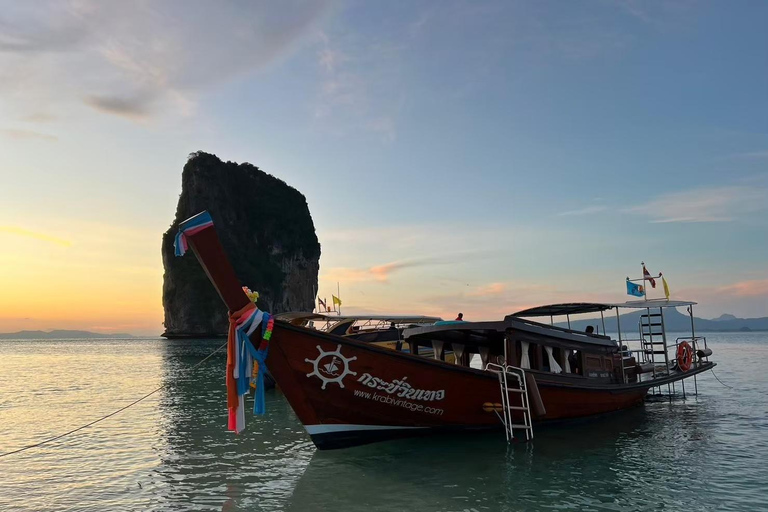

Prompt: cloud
xmin=556 ymin=205 xmax=608 ymax=217
xmin=367 ymin=116 xmax=397 ymax=143
xmin=369 ymin=258 xmax=447 ymax=281
xmin=317 ymin=41 xmax=348 ymax=73
xmin=84 ymin=93 xmax=153 ymax=121
xmin=314 ymin=32 xmax=366 ymax=117
xmin=321 ymin=267 xmax=375 ymax=283
xmin=0 ymin=128 xmax=57 ymax=141
xmin=625 ymin=185 xmax=768 ymax=223
xmin=325 ymin=256 xmax=451 ymax=284
xmin=718 ymin=279 xmax=768 ymax=298
xmin=731 ymin=150 xmax=768 ymax=160
xmin=420 ymin=281 xmax=596 ymax=322
xmin=22 ymin=112 xmax=56 ymax=123
xmin=0 ymin=0 xmax=332 ymax=121
xmin=468 ymin=282 xmax=506 ymax=297
xmin=313 ymin=29 xmax=406 ymax=142
xmin=0 ymin=5 xmax=86 ymax=53
xmin=0 ymin=226 xmax=72 ymax=246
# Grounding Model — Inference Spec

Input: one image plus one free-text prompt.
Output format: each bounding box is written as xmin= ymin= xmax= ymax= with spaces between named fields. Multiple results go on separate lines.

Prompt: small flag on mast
xmin=661 ymin=273 xmax=670 ymax=300
xmin=627 ymin=279 xmax=645 ymax=297
xmin=332 ymin=295 xmax=342 ymax=307
xmin=318 ymin=298 xmax=327 ymax=311
xmin=642 ymin=263 xmax=656 ymax=288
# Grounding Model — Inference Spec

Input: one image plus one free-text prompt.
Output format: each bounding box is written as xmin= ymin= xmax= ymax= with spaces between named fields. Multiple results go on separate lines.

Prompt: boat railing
xmin=613 ymin=335 xmax=710 ymax=385
xmin=674 ymin=336 xmax=709 ymax=367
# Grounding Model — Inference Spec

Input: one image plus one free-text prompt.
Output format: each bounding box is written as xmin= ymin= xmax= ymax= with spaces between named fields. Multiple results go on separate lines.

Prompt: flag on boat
xmin=643 ymin=264 xmax=656 ymax=288
xmin=318 ymin=298 xmax=327 ymax=311
xmin=332 ymin=295 xmax=342 ymax=306
xmin=626 ymin=279 xmax=644 ymax=297
xmin=662 ymin=273 xmax=670 ymax=300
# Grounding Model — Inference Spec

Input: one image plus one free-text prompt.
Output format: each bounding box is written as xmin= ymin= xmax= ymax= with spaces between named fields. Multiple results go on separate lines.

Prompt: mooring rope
xmin=0 ymin=341 xmax=228 ymax=460
xmin=709 ymin=369 xmax=733 ymax=390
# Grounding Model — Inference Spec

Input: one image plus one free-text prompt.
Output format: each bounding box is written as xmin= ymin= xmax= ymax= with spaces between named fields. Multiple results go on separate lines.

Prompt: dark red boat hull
xmin=266 ymin=322 xmax=656 ymax=449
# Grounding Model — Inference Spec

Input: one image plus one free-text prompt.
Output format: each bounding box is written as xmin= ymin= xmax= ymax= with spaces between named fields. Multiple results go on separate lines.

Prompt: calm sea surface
xmin=1 ymin=333 xmax=766 ymax=511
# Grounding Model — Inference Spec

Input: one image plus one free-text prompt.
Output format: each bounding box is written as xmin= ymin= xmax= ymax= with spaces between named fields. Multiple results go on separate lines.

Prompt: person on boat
xmin=455 ymin=313 xmax=464 ymax=321
xmin=569 ymin=350 xmax=581 ymax=375
xmin=585 ymin=325 xmax=594 ymax=335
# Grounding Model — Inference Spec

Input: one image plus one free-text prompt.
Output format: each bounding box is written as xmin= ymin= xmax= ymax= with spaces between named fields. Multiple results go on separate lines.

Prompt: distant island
xmin=556 ymin=309 xmax=768 ymax=333
xmin=0 ymin=330 xmax=135 ymax=340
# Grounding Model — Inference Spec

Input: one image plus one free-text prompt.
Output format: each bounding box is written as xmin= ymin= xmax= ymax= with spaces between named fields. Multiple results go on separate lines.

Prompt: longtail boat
xmin=174 ymin=211 xmax=716 ymax=450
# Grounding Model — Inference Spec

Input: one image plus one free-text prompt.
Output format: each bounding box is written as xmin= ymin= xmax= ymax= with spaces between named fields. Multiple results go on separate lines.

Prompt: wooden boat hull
xmin=265 ymin=322 xmax=691 ymax=449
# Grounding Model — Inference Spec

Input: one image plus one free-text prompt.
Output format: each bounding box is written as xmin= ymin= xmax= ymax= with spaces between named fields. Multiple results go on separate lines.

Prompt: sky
xmin=0 ymin=0 xmax=766 ymax=335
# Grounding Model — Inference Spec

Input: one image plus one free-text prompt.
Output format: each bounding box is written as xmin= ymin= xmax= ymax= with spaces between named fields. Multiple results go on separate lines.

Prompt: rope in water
xmin=0 ymin=341 xmax=228 ymax=460
xmin=710 ymin=369 xmax=733 ymax=390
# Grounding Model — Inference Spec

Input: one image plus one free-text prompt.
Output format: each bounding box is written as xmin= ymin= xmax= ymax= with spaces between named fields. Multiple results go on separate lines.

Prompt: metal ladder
xmin=486 ymin=363 xmax=533 ymax=442
xmin=640 ymin=312 xmax=669 ymax=378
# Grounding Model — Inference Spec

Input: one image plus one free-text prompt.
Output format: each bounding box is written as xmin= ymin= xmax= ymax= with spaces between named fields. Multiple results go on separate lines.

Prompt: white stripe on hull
xmin=304 ymin=424 xmax=429 ymax=435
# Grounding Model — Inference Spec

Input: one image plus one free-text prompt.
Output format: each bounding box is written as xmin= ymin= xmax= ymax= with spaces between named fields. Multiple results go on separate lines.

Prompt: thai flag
xmin=643 ymin=264 xmax=656 ymax=288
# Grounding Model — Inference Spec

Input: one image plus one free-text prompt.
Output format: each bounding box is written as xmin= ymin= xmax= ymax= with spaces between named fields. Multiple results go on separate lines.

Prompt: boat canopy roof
xmin=404 ymin=317 xmax=619 ymax=354
xmin=510 ymin=299 xmax=697 ymax=318
xmin=276 ymin=312 xmax=442 ymax=324
xmin=510 ymin=303 xmax=612 ymax=318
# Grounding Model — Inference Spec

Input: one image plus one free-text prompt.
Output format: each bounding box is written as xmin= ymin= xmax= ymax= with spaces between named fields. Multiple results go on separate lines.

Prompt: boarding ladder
xmin=640 ymin=311 xmax=670 ymax=378
xmin=485 ymin=363 xmax=533 ymax=442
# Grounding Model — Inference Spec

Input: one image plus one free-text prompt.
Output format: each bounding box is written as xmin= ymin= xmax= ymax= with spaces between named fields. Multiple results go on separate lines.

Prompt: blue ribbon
xmin=173 ymin=230 xmax=186 ymax=257
xmin=173 ymin=211 xmax=214 ymax=256
xmin=234 ymin=310 xmax=271 ymax=415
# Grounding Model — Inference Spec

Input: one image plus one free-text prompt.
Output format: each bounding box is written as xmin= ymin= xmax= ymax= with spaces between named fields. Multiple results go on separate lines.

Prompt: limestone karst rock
xmin=161 ymin=152 xmax=320 ymax=337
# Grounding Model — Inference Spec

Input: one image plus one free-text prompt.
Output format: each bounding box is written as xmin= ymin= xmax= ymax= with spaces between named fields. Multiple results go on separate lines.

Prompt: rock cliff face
xmin=161 ymin=152 xmax=320 ymax=337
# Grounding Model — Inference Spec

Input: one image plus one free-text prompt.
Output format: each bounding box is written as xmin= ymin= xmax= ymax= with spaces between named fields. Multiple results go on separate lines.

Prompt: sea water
xmin=0 ymin=333 xmax=766 ymax=511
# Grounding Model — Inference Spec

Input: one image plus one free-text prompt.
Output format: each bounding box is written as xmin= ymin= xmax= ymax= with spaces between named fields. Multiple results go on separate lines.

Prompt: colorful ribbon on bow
xmin=174 ymin=211 xmax=214 ymax=257
xmin=227 ymin=303 xmax=273 ymax=434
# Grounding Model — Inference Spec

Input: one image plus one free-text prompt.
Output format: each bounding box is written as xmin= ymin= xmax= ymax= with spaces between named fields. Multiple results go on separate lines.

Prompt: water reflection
xmin=154 ymin=339 xmax=313 ymax=511
xmin=284 ymin=408 xmax=658 ymax=511
xmin=146 ymin=337 xmax=767 ymax=511
xmin=284 ymin=395 xmax=754 ymax=512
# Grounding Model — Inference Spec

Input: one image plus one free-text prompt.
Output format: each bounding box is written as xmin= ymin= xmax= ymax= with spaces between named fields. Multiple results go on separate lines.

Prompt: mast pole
xmin=616 ymin=308 xmax=626 ymax=383
xmin=600 ymin=311 xmax=606 ymax=335
xmin=337 ymin=281 xmax=341 ymax=316
xmin=690 ymin=305 xmax=698 ymax=396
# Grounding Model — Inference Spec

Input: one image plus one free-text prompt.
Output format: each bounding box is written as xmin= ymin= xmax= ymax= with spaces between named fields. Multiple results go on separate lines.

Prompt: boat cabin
xmin=404 ymin=300 xmax=711 ymax=387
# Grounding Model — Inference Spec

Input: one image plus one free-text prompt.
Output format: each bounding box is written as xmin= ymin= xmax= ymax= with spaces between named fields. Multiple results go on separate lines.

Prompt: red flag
xmin=643 ymin=264 xmax=656 ymax=288
xmin=318 ymin=298 xmax=327 ymax=311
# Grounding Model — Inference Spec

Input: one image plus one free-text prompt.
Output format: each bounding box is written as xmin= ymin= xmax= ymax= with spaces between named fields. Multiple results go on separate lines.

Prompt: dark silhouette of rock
xmin=161 ymin=152 xmax=320 ymax=338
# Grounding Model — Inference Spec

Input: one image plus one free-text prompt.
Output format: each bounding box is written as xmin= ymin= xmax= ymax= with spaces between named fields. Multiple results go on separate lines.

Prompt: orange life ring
xmin=677 ymin=341 xmax=693 ymax=372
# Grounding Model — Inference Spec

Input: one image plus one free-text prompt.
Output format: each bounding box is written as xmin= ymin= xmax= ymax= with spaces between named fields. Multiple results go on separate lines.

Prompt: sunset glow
xmin=1 ymin=1 xmax=767 ymax=335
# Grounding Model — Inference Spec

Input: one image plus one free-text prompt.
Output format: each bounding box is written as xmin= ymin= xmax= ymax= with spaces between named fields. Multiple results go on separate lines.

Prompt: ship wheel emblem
xmin=305 ymin=344 xmax=357 ymax=389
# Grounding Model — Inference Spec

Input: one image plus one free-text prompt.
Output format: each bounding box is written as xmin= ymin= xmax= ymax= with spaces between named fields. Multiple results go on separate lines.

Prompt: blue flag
xmin=626 ymin=280 xmax=645 ymax=297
